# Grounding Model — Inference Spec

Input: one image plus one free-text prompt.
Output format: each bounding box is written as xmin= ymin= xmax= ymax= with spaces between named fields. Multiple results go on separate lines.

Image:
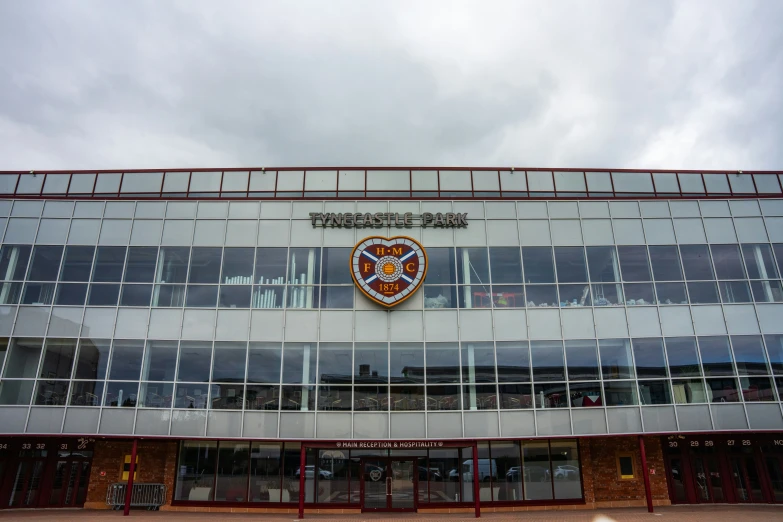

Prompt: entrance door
xmin=730 ymin=455 xmax=764 ymax=503
xmin=361 ymin=458 xmax=417 ymax=512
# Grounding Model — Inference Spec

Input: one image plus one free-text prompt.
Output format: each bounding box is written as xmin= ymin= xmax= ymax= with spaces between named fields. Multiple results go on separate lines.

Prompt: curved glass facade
xmin=0 ymin=196 xmax=781 ymax=439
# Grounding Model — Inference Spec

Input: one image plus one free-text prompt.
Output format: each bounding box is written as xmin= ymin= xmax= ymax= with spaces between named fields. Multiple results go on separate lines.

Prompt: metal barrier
xmin=106 ymin=483 xmax=166 ymax=510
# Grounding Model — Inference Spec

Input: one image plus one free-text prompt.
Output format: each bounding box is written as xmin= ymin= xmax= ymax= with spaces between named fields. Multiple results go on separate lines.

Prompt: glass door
xmin=730 ymin=455 xmax=764 ymax=503
xmin=362 ymin=459 xmax=388 ymax=511
xmin=361 ymin=458 xmax=417 ymax=512
xmin=390 ymin=459 xmax=416 ymax=510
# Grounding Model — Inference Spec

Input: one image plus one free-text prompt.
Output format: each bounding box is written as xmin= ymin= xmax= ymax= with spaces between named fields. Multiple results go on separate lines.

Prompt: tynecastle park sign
xmin=309 ymin=212 xmax=468 ymax=228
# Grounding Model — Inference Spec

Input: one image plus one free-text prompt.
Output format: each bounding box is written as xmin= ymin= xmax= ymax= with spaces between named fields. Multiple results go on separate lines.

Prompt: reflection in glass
xmin=711 ymin=245 xmax=746 ymax=279
xmin=632 ymin=338 xmax=668 ymax=378
xmin=21 ymin=282 xmax=55 ymax=304
xmin=731 ymin=336 xmax=770 ymax=376
xmin=59 ymin=246 xmax=95 ymax=281
xmin=138 ymin=382 xmax=174 ymax=408
xmin=54 ymin=283 xmax=88 ymax=305
xmin=424 ymin=248 xmax=456 ymax=284
xmin=569 ymin=382 xmax=602 ymax=407
xmin=672 ymin=378 xmax=707 ymax=403
xmin=175 ymin=441 xmax=217 ymax=501
xmin=69 ymin=380 xmax=104 ymax=406
xmin=390 ymin=343 xmax=424 ymax=384
xmin=321 ymin=248 xmax=352 ymax=284
xmin=156 ymin=247 xmax=190 ymax=284
xmin=153 ymin=284 xmax=186 ymax=307
xmin=531 ymin=341 xmax=565 ymax=381
xmin=655 ymin=282 xmax=687 ymax=304
xmin=425 ymin=343 xmax=459 ymax=383
xmin=282 ymin=343 xmax=317 ymax=384
xmin=599 ymin=339 xmax=634 ymax=379
xmin=522 ymin=247 xmax=555 ymax=283
xmin=554 ymin=247 xmax=587 ymax=283
xmin=185 ymin=285 xmax=218 ymax=307
xmin=618 ymin=246 xmax=651 ymax=282
xmin=390 ymin=385 xmax=424 ymax=410
xmin=34 ymin=380 xmax=70 ymax=405
xmin=706 ymin=377 xmax=739 ymax=402
xmin=189 ymin=248 xmax=222 ymax=283
xmin=525 ymin=284 xmax=557 ymax=307
xmin=39 ymin=338 xmax=77 ymax=379
xmin=104 ymin=381 xmax=139 ymax=407
xmin=124 ymin=247 xmax=157 ymax=282
xmin=558 ymin=284 xmax=590 ymax=306
xmin=534 ymin=382 xmax=567 ymax=408
xmin=765 ymin=335 xmax=783 ymax=374
xmin=92 ymin=246 xmax=126 ymax=282
xmin=718 ymin=281 xmax=752 ymax=303
xmin=565 ymin=340 xmax=599 ymax=380
xmin=497 ymin=383 xmax=532 ymax=409
xmin=649 ymin=246 xmax=682 ymax=281
xmin=142 ymin=341 xmax=178 ymax=381
xmin=27 ymin=246 xmax=63 ymax=281
xmin=120 ymin=284 xmax=152 ymax=306
xmin=740 ymin=377 xmax=776 ymax=401
xmin=638 ymin=380 xmax=672 ymax=404
xmin=602 ymin=381 xmax=638 ymax=405
xmin=317 ymin=343 xmax=352 ymax=384
xmin=247 ymin=343 xmax=281 ymax=383
xmin=680 ymin=245 xmax=715 ymax=280
xmin=750 ymin=280 xmax=783 ymax=302
xmin=666 ymin=338 xmax=702 ymax=378
xmin=623 ymin=283 xmax=654 ymax=305
xmin=687 ymin=282 xmax=720 ymax=304
xmin=354 ymin=386 xmax=387 ymax=411
xmin=212 ymin=342 xmax=247 ymax=382
xmin=319 ymin=286 xmax=353 ymax=308
xmin=426 ymin=385 xmax=461 ymax=410
xmin=522 ymin=441 xmax=552 ymax=500
xmin=489 ymin=247 xmax=522 ymax=283
xmin=354 ymin=343 xmax=387 ymax=384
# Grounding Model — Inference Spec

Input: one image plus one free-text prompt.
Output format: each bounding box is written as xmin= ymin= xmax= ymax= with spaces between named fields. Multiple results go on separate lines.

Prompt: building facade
xmin=0 ymin=168 xmax=782 ymax=514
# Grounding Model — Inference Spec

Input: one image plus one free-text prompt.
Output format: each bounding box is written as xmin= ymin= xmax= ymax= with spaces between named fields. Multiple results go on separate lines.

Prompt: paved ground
xmin=1 ymin=506 xmax=783 ymax=521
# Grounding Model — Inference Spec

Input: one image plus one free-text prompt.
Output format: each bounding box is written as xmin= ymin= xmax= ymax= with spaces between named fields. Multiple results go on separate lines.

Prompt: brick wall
xmin=581 ymin=435 xmax=670 ymax=508
xmin=85 ymin=439 xmax=178 ymax=509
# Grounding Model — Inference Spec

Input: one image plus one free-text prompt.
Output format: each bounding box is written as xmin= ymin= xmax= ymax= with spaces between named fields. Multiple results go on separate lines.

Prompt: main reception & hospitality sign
xmin=310 ymin=212 xmax=468 ymax=227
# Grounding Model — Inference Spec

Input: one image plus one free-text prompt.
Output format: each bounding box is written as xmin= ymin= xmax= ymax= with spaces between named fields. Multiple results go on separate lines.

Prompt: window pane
xmin=282 ymin=343 xmax=317 ymax=384
xmin=120 ymin=284 xmax=152 ymax=306
xmin=121 ymin=172 xmax=163 ymax=193
xmin=156 ymin=247 xmax=190 ymax=284
xmin=424 ymin=248 xmax=456 ymax=284
xmin=124 ymin=247 xmax=157 ymax=282
xmin=321 ymin=247 xmax=351 ymax=284
xmin=163 ymin=172 xmax=190 ymax=193
xmin=255 ymin=248 xmax=287 ymax=285
xmin=92 ymin=246 xmax=126 ymax=282
xmin=55 ymin=282 xmax=88 ymax=305
xmin=704 ymin=174 xmax=730 ymax=193
xmin=632 ymin=338 xmax=667 ymax=378
xmin=742 ymin=244 xmax=779 ymax=279
xmin=522 ymin=441 xmax=552 ymax=500
xmin=706 ymin=378 xmax=740 ymax=402
xmin=666 ymin=338 xmax=701 ymax=377
xmin=599 ymin=339 xmax=634 ymax=379
xmin=687 ymin=282 xmax=720 ymax=303
xmin=624 ymin=282 xmax=655 ymax=305
xmin=699 ymin=336 xmax=735 ymax=376
xmin=649 ymin=246 xmax=682 ymax=281
xmin=638 ymin=380 xmax=672 ymax=405
xmin=728 ymin=173 xmax=755 ymax=194
xmin=656 ymin=282 xmax=687 ymax=305
xmin=425 ymin=342 xmax=459 ymax=383
xmin=592 ymin=283 xmax=624 ymax=306
xmin=177 ymin=341 xmax=212 ymax=382
xmin=287 ymin=248 xmax=320 ymax=285
xmin=495 ymin=341 xmax=530 ymax=382
xmin=175 ymin=441 xmax=217 ymax=501
xmin=142 ymin=340 xmax=178 ymax=381
xmin=59 ymin=246 xmax=94 ymax=282
xmin=522 ymin=247 xmax=555 ymax=283
xmin=565 ymin=340 xmax=599 ymax=380
xmin=317 ymin=343 xmax=352 ymax=384
xmin=731 ymin=336 xmax=769 ymax=376
xmin=212 ymin=342 xmax=247 ymax=382
xmin=390 ymin=342 xmax=424 ymax=384
xmin=2 ymin=338 xmax=42 ymax=379
xmin=214 ymin=442 xmax=250 ymax=501
xmin=525 ymin=284 xmax=557 ymax=307
xmin=612 ymin=172 xmax=653 ymax=192
xmin=586 ymin=246 xmax=620 ymax=282
xmin=672 ymin=378 xmax=707 ymax=403
xmin=718 ymin=280 xmax=752 ymax=303
xmin=603 ymin=381 xmax=638 ymax=405
xmin=554 ymin=247 xmax=587 ymax=283
xmin=67 ymin=173 xmax=95 ymax=194
xmin=774 ymin=245 xmax=783 ymax=278
xmin=741 ymin=377 xmax=776 ymax=401
xmin=247 ymin=342 xmax=282 ymax=383
xmin=551 ymin=440 xmax=581 ymax=499
xmin=618 ymin=246 xmax=651 ymax=281
xmin=460 ymin=342 xmax=495 ymax=383
xmin=554 ymin=171 xmax=586 ymax=192
xmin=489 ymin=247 xmax=522 ymax=284
xmin=138 ymin=382 xmax=173 ymax=408
xmin=570 ymin=382 xmax=602 ymax=407
xmin=680 ymin=245 xmax=715 ymax=280
xmin=189 ymin=171 xmax=222 ymax=192
xmin=249 ymin=443 xmax=281 ymax=501
xmin=499 ymin=383 xmax=533 ymax=409
xmin=104 ymin=381 xmax=138 ymax=407
xmin=219 ymin=285 xmax=251 ymax=308
xmin=185 ymin=285 xmax=218 ymax=307
xmin=652 ymin=173 xmax=679 ymax=193
xmin=711 ymin=245 xmax=746 ymax=279
xmin=108 ymin=340 xmax=144 ymax=380
xmin=88 ymin=283 xmax=120 ymax=305
xmin=94 ymin=173 xmax=121 ymax=193
xmin=69 ymin=380 xmax=103 ymax=406
xmin=189 ymin=248 xmax=222 ymax=283
xmin=531 ymin=340 xmax=565 ymax=381
xmin=457 ymin=248 xmax=489 ymax=285
xmin=320 ymin=286 xmax=353 ymax=308
xmin=354 ymin=343 xmax=387 ymax=384
xmin=27 ymin=245 xmax=63 ymax=281
xmin=74 ymin=339 xmax=111 ymax=380
xmin=751 ymin=280 xmax=783 ymax=302
xmin=0 ymin=245 xmax=32 ymax=280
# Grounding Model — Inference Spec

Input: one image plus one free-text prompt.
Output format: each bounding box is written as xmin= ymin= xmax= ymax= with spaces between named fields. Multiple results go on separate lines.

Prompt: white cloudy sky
xmin=0 ymin=1 xmax=781 ymax=171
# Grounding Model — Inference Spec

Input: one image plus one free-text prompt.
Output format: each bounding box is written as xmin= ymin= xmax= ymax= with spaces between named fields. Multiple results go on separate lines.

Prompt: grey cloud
xmin=0 ymin=1 xmax=781 ymax=170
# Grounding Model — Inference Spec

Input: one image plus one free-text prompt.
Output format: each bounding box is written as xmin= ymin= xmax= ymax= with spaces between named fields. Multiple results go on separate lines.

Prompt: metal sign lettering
xmin=350 ymin=236 xmax=427 ymax=307
xmin=311 ymin=212 xmax=467 ymax=228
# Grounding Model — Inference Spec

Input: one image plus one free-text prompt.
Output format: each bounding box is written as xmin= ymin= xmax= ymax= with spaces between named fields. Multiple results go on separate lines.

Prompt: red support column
xmin=472 ymin=442 xmax=481 ymax=518
xmin=298 ymin=445 xmax=306 ymax=519
xmin=123 ymin=439 xmax=138 ymax=516
xmin=638 ymin=435 xmax=654 ymax=513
